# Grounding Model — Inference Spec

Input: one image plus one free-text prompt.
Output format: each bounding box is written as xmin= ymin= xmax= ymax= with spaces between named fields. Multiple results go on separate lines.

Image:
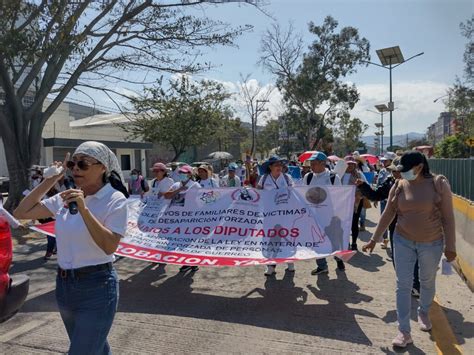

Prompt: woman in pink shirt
xmin=363 ymin=151 xmax=456 ymax=348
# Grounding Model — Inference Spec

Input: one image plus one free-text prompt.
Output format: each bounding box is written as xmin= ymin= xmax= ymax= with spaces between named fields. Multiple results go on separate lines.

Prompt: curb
xmin=430 ymin=296 xmax=463 ymax=355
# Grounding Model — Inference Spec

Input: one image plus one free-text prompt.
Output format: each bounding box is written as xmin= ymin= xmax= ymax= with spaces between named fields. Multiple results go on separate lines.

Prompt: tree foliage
xmin=255 ymin=119 xmax=279 ymax=157
xmin=332 ymin=113 xmax=368 ymax=156
xmin=0 ymin=0 xmax=256 ymax=208
xmin=435 ymin=134 xmax=469 ymax=158
xmin=260 ymin=17 xmax=370 ymax=150
xmin=460 ymin=15 xmax=473 ymax=85
xmin=123 ymin=76 xmax=233 ymax=161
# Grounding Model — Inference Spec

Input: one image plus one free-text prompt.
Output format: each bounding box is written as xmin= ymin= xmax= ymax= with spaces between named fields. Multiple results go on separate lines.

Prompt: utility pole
xmin=252 ymin=99 xmax=269 ymax=157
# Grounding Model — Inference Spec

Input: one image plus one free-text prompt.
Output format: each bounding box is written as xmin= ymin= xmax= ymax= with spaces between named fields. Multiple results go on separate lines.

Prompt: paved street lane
xmin=1 ymin=208 xmax=472 ymax=354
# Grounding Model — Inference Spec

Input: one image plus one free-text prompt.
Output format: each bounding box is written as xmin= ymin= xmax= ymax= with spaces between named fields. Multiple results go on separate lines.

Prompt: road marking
xmin=0 ymin=319 xmax=47 ymax=342
xmin=430 ymin=296 xmax=463 ymax=355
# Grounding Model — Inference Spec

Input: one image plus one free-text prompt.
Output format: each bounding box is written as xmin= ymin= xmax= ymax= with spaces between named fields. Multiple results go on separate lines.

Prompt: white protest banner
xmin=115 ymin=185 xmax=355 ymax=266
xmin=31 ymin=186 xmax=356 ymax=266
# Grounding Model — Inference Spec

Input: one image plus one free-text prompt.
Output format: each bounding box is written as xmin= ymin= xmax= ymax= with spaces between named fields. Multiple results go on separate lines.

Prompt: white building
xmin=0 ymin=101 xmax=152 ymax=179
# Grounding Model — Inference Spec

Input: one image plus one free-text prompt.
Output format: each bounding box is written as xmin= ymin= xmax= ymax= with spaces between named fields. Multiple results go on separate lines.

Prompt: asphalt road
xmin=1 ymin=208 xmax=472 ymax=354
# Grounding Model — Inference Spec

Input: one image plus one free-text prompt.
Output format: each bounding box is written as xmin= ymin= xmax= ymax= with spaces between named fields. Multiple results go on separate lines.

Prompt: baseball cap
xmin=396 ymin=151 xmax=425 ymax=172
xmin=307 ymin=151 xmax=328 ymax=161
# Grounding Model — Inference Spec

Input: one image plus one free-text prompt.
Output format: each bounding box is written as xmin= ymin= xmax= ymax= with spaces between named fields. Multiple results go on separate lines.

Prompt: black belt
xmin=58 ymin=262 xmax=113 ymax=279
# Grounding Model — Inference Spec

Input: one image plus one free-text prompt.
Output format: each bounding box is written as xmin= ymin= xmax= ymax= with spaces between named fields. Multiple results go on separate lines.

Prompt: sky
xmin=69 ymin=0 xmax=473 ymax=136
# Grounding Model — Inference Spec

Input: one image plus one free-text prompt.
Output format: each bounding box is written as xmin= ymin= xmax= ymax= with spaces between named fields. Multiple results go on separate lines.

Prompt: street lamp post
xmin=368 ymin=104 xmax=388 ymax=154
xmin=375 ymin=104 xmax=389 ymax=153
xmin=364 ymin=46 xmax=424 ymax=149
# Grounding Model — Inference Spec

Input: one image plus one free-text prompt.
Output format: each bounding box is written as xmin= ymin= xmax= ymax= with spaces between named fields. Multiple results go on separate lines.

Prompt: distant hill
xmin=362 ymin=132 xmax=425 ymax=147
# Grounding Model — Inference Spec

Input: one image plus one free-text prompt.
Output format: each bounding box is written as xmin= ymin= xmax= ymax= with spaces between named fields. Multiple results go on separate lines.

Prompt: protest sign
xmin=32 ymin=186 xmax=356 ymax=266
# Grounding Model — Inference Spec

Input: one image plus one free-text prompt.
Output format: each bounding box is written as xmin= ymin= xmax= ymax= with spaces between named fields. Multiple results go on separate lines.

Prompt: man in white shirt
xmin=220 ymin=163 xmax=241 ymax=187
xmin=303 ymin=152 xmax=345 ymax=275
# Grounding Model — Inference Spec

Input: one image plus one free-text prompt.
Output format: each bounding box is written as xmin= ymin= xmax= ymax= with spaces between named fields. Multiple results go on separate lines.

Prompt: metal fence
xmin=429 ymin=159 xmax=473 ymax=201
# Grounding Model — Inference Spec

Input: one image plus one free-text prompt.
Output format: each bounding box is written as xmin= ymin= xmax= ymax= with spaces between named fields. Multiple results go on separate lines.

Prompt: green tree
xmin=460 ymin=16 xmax=473 ymax=84
xmin=260 ymin=17 xmax=370 ymax=150
xmin=123 ymin=77 xmax=232 ymax=161
xmin=256 ymin=119 xmax=280 ymax=157
xmin=435 ymin=134 xmax=469 ymax=158
xmin=214 ymin=111 xmax=250 ymax=153
xmin=332 ymin=113 xmax=368 ymax=156
xmin=0 ymin=0 xmax=256 ymax=209
xmin=443 ymin=17 xmax=474 ymax=139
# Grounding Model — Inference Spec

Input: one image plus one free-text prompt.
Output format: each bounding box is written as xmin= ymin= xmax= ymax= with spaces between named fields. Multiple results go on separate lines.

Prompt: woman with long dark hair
xmin=362 ymin=151 xmax=456 ymax=348
xmin=14 ymin=141 xmax=129 ymax=354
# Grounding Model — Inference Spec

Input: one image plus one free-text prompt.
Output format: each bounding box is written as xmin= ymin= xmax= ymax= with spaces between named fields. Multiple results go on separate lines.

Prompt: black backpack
xmin=306 ymin=172 xmax=336 ymax=185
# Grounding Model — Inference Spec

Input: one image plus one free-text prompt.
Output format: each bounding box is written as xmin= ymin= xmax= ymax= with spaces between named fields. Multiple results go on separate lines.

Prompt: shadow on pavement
xmin=10 ymin=255 xmax=56 ymax=274
xmin=348 ymin=251 xmax=386 ymax=272
xmin=379 ymin=344 xmax=426 ymax=354
xmin=440 ymin=305 xmax=474 ymax=345
xmin=20 ymin=265 xmax=378 ymax=346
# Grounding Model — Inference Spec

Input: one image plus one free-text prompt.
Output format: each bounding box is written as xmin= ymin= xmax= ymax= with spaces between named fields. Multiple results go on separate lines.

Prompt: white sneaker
xmin=286 ymin=263 xmax=295 ymax=272
xmin=418 ymin=312 xmax=432 ymax=331
xmin=392 ymin=331 xmax=413 ymax=348
xmin=264 ymin=265 xmax=276 ymax=276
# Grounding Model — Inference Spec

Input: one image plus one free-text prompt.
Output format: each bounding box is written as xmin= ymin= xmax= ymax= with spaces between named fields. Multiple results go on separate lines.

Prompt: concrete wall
xmin=452 ymin=195 xmax=474 ymax=291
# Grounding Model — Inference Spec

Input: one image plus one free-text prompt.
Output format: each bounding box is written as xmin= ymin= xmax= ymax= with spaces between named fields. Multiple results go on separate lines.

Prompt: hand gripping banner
xmin=32 ymin=186 xmax=356 ymax=266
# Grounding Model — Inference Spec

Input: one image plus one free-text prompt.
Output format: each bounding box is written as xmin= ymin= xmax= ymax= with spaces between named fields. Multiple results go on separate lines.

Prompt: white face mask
xmin=400 ymin=167 xmax=419 ymax=181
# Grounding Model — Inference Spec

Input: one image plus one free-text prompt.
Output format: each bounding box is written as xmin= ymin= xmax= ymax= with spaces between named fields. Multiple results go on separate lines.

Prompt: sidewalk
xmin=1 ymin=208 xmax=472 ymax=354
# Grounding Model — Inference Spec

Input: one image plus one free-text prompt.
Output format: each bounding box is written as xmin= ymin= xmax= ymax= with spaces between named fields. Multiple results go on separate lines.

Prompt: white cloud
xmin=69 ymin=75 xmax=450 ymax=137
xmin=351 ymin=80 xmax=449 ymax=135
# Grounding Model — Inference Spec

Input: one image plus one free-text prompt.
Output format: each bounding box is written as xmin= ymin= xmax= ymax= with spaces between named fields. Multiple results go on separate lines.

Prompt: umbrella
xmin=327 ymin=155 xmax=341 ymax=162
xmin=297 ymin=151 xmax=318 ymax=163
xmin=207 ymin=151 xmax=233 ymax=160
xmin=360 ymin=154 xmax=379 ymax=165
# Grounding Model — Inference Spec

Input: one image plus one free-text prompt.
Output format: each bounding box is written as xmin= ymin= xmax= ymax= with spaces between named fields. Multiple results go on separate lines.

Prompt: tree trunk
xmin=1 ymin=111 xmax=43 ymax=211
xmin=2 ymin=131 xmax=32 ymax=211
xmin=171 ymin=149 xmax=184 ymax=162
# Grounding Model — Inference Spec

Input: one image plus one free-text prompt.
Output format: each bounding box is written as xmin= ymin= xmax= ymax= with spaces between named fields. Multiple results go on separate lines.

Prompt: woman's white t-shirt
xmin=199 ymin=178 xmax=219 ymax=189
xmin=41 ymin=183 xmax=128 ymax=270
xmin=150 ymin=177 xmax=174 ymax=197
xmin=257 ymin=173 xmax=294 ymax=190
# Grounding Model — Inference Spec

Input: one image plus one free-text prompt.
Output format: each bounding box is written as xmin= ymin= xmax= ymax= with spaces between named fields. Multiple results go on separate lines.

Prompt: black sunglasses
xmin=66 ymin=160 xmax=101 ymax=170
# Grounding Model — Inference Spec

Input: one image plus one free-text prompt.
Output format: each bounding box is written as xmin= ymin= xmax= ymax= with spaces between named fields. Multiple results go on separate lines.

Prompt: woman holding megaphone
xmin=14 ymin=141 xmax=129 ymax=355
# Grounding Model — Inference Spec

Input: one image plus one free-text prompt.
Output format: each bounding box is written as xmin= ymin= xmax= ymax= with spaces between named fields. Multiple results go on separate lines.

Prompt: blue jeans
xmin=393 ymin=233 xmax=443 ymax=333
xmin=359 ymin=207 xmax=366 ymax=225
xmin=380 ymin=200 xmax=388 ymax=239
xmin=56 ymin=268 xmax=119 ymax=355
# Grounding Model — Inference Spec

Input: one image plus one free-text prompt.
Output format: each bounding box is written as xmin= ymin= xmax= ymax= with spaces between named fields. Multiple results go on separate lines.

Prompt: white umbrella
xmin=207 ymin=151 xmax=233 ymax=160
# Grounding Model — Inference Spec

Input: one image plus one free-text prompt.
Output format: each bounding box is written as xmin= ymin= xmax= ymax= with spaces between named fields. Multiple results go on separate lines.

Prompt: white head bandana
xmin=73 ymin=141 xmax=124 ymax=182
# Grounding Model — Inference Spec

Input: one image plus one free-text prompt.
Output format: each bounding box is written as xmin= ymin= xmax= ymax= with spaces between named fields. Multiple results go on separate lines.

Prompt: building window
xmin=120 ymin=155 xmax=131 ymax=171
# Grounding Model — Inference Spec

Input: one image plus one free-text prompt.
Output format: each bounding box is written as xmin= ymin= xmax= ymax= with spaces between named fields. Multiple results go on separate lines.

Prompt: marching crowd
xmin=6 ymin=141 xmax=456 ymax=353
